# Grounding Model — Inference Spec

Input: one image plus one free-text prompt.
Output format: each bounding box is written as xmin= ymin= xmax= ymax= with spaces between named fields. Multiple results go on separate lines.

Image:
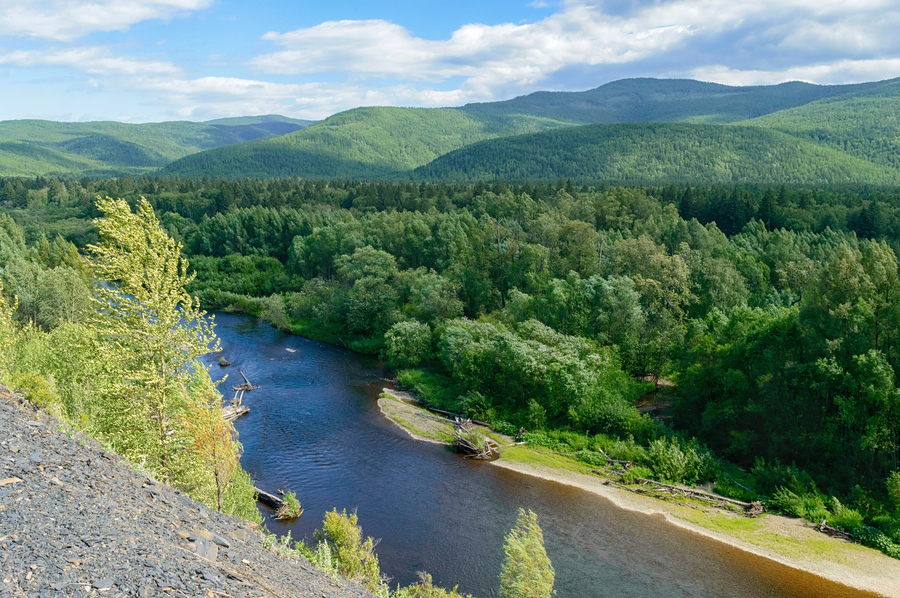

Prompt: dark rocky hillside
xmin=0 ymin=387 xmax=374 ymax=598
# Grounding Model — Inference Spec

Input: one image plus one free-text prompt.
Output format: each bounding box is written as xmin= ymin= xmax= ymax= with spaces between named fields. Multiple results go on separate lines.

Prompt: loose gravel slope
xmin=0 ymin=388 xmax=374 ymax=598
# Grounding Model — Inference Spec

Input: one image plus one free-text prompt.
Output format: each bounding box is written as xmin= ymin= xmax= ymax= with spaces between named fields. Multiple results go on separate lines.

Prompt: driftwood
xmin=222 ymin=405 xmax=249 ymax=422
xmin=817 ymin=520 xmax=853 ymax=541
xmin=232 ymin=370 xmax=259 ymax=392
xmin=254 ymin=487 xmax=284 ymax=509
xmin=600 ymin=474 xmax=765 ymax=517
xmin=453 ymin=418 xmax=499 ymax=459
xmin=222 ymin=390 xmax=249 ymax=422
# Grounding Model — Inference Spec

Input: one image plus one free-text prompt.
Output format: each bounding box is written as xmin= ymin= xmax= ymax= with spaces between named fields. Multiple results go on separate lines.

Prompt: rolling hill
xmin=0 ymin=115 xmax=313 ymax=177
xmin=161 ymin=77 xmax=900 ymax=183
xmin=159 ymin=107 xmax=570 ymax=179
xmin=411 ymin=122 xmax=900 ymax=185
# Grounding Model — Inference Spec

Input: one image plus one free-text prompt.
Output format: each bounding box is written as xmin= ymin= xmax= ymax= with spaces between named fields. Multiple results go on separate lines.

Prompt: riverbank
xmin=378 ymin=389 xmax=900 ymax=598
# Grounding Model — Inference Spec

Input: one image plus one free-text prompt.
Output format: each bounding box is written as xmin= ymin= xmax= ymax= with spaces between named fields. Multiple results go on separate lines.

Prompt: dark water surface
xmin=205 ymin=313 xmax=879 ymax=598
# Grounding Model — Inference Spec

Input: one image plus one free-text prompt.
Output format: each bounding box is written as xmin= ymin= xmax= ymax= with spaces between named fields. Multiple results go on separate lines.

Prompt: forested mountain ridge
xmin=412 ymin=122 xmax=900 ymax=185
xmin=0 ymin=115 xmax=313 ymax=177
xmin=160 ymin=77 xmax=900 ymax=182
xmin=459 ymin=77 xmax=887 ymax=124
xmin=159 ymin=106 xmax=571 ymax=179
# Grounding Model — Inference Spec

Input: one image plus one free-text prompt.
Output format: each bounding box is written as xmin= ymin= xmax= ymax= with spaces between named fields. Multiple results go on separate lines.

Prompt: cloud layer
xmin=0 ymin=0 xmax=899 ymax=121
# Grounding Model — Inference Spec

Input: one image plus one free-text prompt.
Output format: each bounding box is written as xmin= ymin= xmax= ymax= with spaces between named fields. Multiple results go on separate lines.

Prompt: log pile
xmin=222 ymin=390 xmax=249 ymax=422
xmin=453 ymin=417 xmax=499 ymax=460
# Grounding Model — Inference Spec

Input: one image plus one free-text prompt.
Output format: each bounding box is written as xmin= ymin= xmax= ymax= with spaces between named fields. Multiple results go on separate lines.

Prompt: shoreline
xmin=378 ymin=389 xmax=900 ymax=598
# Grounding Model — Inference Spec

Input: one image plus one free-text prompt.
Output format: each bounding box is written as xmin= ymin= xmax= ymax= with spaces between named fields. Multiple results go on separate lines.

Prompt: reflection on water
xmin=204 ymin=313 xmax=879 ymax=598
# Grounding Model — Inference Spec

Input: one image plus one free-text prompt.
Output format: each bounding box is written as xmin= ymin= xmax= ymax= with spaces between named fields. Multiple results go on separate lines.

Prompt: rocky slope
xmin=0 ymin=387 xmax=374 ymax=598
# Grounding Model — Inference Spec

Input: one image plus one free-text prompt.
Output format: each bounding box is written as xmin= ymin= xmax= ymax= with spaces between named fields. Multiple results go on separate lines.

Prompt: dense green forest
xmin=412 ymin=122 xmax=900 ymax=185
xmin=0 ymin=115 xmax=311 ymax=177
xmin=5 ymin=176 xmax=900 ymax=560
xmin=460 ymin=77 xmax=884 ymax=124
xmin=160 ymin=107 xmax=569 ymax=179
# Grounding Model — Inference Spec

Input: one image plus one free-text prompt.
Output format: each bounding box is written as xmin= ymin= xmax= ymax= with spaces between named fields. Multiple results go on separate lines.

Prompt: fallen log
xmin=254 ymin=487 xmax=283 ymax=509
xmin=817 ymin=520 xmax=853 ymax=541
xmin=232 ymin=370 xmax=259 ymax=392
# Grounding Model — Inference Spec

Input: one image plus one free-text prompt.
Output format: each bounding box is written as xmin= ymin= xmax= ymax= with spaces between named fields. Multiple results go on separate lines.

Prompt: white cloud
xmin=127 ymin=75 xmax=478 ymax=120
xmin=0 ymin=46 xmax=179 ymax=75
xmin=247 ymin=0 xmax=900 ymax=105
xmin=691 ymin=59 xmax=900 ymax=86
xmin=0 ymin=0 xmax=212 ymax=41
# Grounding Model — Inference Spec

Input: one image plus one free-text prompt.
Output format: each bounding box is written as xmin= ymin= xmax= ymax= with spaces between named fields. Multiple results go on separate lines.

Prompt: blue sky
xmin=0 ymin=0 xmax=898 ymax=123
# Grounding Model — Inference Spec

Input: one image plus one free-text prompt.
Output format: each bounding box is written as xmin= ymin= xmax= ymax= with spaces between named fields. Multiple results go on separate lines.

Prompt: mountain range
xmin=4 ymin=77 xmax=900 ymax=185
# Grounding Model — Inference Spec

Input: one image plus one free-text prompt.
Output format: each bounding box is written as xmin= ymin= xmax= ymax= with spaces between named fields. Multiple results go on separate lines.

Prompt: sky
xmin=0 ymin=0 xmax=899 ymax=123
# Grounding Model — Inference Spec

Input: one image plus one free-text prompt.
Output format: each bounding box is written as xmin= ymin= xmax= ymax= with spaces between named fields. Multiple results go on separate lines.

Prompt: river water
xmin=205 ymin=313 xmax=878 ymax=598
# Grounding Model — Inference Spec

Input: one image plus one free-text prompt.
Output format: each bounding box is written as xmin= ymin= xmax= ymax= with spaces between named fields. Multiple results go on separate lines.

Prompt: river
xmin=204 ymin=313 xmax=878 ymax=598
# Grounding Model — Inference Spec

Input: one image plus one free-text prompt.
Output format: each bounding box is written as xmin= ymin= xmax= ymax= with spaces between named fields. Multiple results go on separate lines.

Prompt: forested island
xmin=3 ymin=174 xmax=900 ymax=578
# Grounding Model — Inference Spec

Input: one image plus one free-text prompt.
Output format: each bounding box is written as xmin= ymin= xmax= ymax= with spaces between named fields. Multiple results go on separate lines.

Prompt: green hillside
xmin=412 ymin=122 xmax=900 ymax=185
xmin=161 ymin=77 xmax=900 ymax=181
xmin=459 ymin=77 xmax=892 ymax=124
xmin=160 ymin=106 xmax=570 ymax=178
xmin=0 ymin=116 xmax=312 ymax=177
xmin=744 ymin=79 xmax=900 ymax=170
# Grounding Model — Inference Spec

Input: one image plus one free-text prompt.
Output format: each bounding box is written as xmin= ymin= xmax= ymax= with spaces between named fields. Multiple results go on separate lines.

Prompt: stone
xmin=93 ymin=578 xmax=115 ymax=589
xmin=194 ymin=537 xmax=218 ymax=562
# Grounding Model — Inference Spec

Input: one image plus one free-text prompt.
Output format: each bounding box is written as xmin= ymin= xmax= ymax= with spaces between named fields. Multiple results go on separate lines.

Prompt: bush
xmin=315 ymin=509 xmax=386 ymax=595
xmin=575 ymin=450 xmax=605 ymax=467
xmin=259 ymin=294 xmax=289 ymax=331
xmin=647 ymin=437 xmax=717 ymax=485
xmin=491 ymin=420 xmax=520 ymax=437
xmin=592 ymin=435 xmax=648 ymax=463
xmin=829 ymin=497 xmax=864 ymax=532
xmin=275 ymin=491 xmax=303 ymax=521
xmin=853 ymin=526 xmax=894 ymax=553
xmin=622 ymin=465 xmax=654 ymax=484
xmin=769 ymin=488 xmax=829 ymax=522
xmin=520 ymin=432 xmax=565 ymax=452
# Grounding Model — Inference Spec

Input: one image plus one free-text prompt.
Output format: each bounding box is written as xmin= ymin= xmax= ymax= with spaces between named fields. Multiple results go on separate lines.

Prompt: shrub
xmin=889 ymin=472 xmax=900 ymax=513
xmin=315 ymin=509 xmax=386 ymax=595
xmin=393 ymin=572 xmax=472 ymax=598
xmin=275 ymin=491 xmax=303 ymax=520
xmin=853 ymin=526 xmax=894 ymax=553
xmin=520 ymin=432 xmax=565 ymax=452
xmin=647 ymin=437 xmax=717 ymax=485
xmin=491 ymin=420 xmax=520 ymax=437
xmin=769 ymin=488 xmax=829 ymax=522
xmin=829 ymin=497 xmax=864 ymax=532
xmin=622 ymin=465 xmax=654 ymax=484
xmin=575 ymin=450 xmax=605 ymax=467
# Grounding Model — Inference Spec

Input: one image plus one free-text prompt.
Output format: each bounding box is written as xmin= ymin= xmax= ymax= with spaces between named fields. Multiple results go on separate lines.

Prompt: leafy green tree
xmin=384 ymin=320 xmax=432 ymax=368
xmin=87 ymin=196 xmax=219 ymax=480
xmin=499 ymin=509 xmax=554 ymax=598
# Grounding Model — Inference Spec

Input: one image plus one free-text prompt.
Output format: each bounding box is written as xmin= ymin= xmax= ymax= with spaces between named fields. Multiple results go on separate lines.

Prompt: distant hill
xmin=161 ymin=77 xmax=900 ymax=183
xmin=0 ymin=115 xmax=313 ymax=177
xmin=160 ymin=107 xmax=569 ymax=179
xmin=743 ymin=79 xmax=900 ymax=170
xmin=412 ymin=123 xmax=900 ymax=185
xmin=458 ymin=78 xmax=886 ymax=124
